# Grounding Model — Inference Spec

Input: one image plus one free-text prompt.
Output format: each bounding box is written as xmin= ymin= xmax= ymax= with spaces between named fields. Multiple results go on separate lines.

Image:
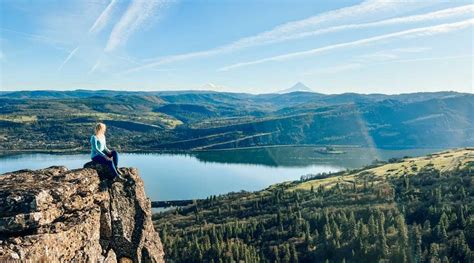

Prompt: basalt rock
xmin=0 ymin=165 xmax=164 ymax=262
xmin=84 ymin=161 xmax=116 ymax=180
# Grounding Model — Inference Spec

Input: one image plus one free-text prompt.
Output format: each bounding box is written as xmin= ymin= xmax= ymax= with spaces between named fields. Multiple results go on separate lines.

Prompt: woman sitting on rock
xmin=90 ymin=123 xmax=121 ymax=178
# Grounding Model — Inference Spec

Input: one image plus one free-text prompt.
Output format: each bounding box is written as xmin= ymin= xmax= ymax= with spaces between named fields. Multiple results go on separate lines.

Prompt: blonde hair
xmin=94 ymin=123 xmax=106 ymax=135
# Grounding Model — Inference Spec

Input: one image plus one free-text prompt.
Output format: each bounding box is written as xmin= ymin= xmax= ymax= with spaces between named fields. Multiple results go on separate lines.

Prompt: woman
xmin=90 ymin=123 xmax=121 ymax=178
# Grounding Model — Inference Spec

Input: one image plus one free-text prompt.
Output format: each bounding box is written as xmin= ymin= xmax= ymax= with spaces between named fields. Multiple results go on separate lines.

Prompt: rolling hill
xmin=153 ymin=148 xmax=474 ymax=262
xmin=0 ymin=90 xmax=472 ymax=153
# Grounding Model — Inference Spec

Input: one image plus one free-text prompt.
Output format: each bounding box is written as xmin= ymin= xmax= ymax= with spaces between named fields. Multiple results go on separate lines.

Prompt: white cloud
xmin=391 ymin=47 xmax=432 ymax=53
xmin=208 ymin=0 xmax=404 ymax=50
xmin=0 ymin=28 xmax=70 ymax=52
xmin=88 ymin=59 xmax=102 ymax=74
xmin=376 ymin=54 xmax=474 ymax=65
xmin=219 ymin=19 xmax=474 ymax=71
xmin=125 ymin=3 xmax=470 ymax=73
xmin=285 ymin=4 xmax=474 ymax=42
xmin=89 ymin=0 xmax=119 ymax=34
xmin=125 ymin=0 xmax=410 ymax=73
xmin=358 ymin=47 xmax=431 ymax=61
xmin=57 ymin=47 xmax=79 ymax=72
xmin=303 ymin=54 xmax=472 ymax=76
xmin=105 ymin=0 xmax=169 ymax=52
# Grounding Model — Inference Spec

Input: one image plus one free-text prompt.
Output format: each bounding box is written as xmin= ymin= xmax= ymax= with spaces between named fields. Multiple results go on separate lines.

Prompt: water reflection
xmin=193 ymin=147 xmax=442 ymax=169
xmin=0 ymin=147 xmax=443 ymax=201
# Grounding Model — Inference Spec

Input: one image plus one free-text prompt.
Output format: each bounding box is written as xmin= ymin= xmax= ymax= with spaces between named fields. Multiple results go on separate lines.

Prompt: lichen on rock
xmin=0 ymin=165 xmax=164 ymax=262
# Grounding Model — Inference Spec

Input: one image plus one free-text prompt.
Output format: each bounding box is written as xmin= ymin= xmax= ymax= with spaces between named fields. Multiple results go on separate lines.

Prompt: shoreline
xmin=0 ymin=144 xmax=468 ymax=158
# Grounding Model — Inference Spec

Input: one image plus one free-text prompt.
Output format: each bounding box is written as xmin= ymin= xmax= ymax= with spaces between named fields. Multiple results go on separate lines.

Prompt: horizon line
xmin=0 ymin=88 xmax=471 ymax=97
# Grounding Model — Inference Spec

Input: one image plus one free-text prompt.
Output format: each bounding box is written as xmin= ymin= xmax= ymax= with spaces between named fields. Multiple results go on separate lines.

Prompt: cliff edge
xmin=0 ymin=165 xmax=164 ymax=262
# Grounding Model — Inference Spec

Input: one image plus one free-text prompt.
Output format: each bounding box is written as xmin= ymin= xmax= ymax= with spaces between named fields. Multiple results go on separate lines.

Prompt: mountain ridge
xmin=278 ymin=82 xmax=314 ymax=93
xmin=0 ymin=90 xmax=472 ymax=153
xmin=2 ymin=89 xmax=467 ymax=98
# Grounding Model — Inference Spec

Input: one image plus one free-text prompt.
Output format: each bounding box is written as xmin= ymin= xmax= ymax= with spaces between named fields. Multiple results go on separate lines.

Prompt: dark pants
xmin=92 ymin=150 xmax=120 ymax=178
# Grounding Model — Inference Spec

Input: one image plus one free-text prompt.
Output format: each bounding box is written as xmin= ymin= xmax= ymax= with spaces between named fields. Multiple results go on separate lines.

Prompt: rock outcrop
xmin=0 ymin=165 xmax=164 ymax=262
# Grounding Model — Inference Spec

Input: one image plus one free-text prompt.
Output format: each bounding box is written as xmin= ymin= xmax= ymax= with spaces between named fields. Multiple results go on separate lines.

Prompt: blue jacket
xmin=90 ymin=135 xmax=110 ymax=159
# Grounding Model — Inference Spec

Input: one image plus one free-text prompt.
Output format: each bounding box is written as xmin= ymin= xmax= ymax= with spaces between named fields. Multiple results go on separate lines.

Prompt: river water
xmin=0 ymin=147 xmax=442 ymax=201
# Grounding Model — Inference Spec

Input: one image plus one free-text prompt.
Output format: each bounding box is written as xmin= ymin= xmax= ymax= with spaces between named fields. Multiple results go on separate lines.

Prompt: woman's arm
xmin=104 ymin=145 xmax=111 ymax=154
xmin=104 ymin=137 xmax=111 ymax=153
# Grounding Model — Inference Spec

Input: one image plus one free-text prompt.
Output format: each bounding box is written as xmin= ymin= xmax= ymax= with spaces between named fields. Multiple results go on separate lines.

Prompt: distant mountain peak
xmin=279 ymin=82 xmax=313 ymax=93
xmin=200 ymin=83 xmax=230 ymax=92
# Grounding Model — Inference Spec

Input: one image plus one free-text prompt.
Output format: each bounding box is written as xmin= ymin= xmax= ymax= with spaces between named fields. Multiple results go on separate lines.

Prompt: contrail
xmin=57 ymin=47 xmax=79 ymax=72
xmin=219 ymin=19 xmax=474 ymax=71
xmin=105 ymin=0 xmax=169 ymax=52
xmin=89 ymin=0 xmax=118 ymax=34
xmin=123 ymin=3 xmax=469 ymax=73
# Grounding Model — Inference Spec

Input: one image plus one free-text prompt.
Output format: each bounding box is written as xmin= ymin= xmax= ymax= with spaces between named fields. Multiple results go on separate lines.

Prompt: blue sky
xmin=0 ymin=0 xmax=473 ymax=94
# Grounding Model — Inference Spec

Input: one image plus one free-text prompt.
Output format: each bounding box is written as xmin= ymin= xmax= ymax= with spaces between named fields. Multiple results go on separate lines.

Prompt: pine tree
xmin=459 ymin=206 xmax=466 ymax=228
xmin=368 ymin=215 xmax=377 ymax=242
xmin=282 ymin=244 xmax=291 ymax=263
xmin=429 ymin=243 xmax=440 ymax=263
xmin=378 ymin=214 xmax=389 ymax=258
xmin=272 ymin=246 xmax=280 ymax=263
xmin=413 ymin=224 xmax=422 ymax=263
xmin=290 ymin=244 xmax=298 ymax=263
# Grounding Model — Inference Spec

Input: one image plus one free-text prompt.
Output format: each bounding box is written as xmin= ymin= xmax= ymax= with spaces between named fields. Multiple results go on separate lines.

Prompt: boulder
xmin=0 ymin=166 xmax=164 ymax=262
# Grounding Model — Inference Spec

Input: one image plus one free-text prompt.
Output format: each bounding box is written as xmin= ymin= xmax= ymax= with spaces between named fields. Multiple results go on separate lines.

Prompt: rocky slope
xmin=0 ymin=164 xmax=164 ymax=262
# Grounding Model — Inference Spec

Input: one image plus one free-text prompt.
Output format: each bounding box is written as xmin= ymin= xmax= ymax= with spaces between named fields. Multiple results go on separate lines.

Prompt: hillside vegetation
xmin=0 ymin=90 xmax=472 ymax=153
xmin=153 ymin=148 xmax=474 ymax=262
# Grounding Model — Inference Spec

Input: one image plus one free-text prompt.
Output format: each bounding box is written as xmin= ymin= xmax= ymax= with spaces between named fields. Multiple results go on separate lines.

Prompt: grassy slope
xmin=293 ymin=148 xmax=473 ymax=191
xmin=153 ymin=148 xmax=474 ymax=262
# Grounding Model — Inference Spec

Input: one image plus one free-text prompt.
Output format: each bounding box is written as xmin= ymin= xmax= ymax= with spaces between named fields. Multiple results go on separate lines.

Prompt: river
xmin=0 ymin=147 xmax=443 ymax=201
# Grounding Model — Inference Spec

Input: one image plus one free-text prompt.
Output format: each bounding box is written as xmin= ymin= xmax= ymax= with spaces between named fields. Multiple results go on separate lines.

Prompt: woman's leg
xmin=111 ymin=150 xmax=119 ymax=167
xmin=92 ymin=155 xmax=120 ymax=178
xmin=110 ymin=162 xmax=120 ymax=178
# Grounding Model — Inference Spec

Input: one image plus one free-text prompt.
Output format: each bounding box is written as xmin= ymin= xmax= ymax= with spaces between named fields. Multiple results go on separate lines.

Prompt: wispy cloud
xmin=303 ymin=54 xmax=472 ymax=76
xmin=57 ymin=47 xmax=79 ymax=72
xmin=194 ymin=0 xmax=404 ymax=51
xmin=88 ymin=53 xmax=172 ymax=75
xmin=88 ymin=58 xmax=102 ymax=75
xmin=125 ymin=3 xmax=470 ymax=73
xmin=124 ymin=0 xmax=409 ymax=73
xmin=376 ymin=54 xmax=474 ymax=65
xmin=0 ymin=28 xmax=70 ymax=52
xmin=282 ymin=4 xmax=474 ymax=43
xmin=105 ymin=0 xmax=169 ymax=52
xmin=358 ymin=47 xmax=431 ymax=61
xmin=89 ymin=0 xmax=118 ymax=34
xmin=219 ymin=19 xmax=474 ymax=71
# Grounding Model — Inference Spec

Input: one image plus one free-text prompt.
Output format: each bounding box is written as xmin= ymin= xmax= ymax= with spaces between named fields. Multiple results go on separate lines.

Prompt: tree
xmin=378 ymin=214 xmax=389 ymax=258
xmin=290 ymin=244 xmax=298 ymax=263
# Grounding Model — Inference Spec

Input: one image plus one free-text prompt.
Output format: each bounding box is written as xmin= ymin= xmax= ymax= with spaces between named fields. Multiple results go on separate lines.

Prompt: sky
xmin=0 ymin=0 xmax=473 ymax=94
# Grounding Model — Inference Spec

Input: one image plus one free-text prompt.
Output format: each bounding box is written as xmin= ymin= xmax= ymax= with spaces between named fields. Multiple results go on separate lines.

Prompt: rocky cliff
xmin=0 ymin=164 xmax=164 ymax=262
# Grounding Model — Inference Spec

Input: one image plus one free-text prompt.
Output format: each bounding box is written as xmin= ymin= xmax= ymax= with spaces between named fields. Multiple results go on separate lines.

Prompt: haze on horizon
xmin=0 ymin=0 xmax=473 ymax=94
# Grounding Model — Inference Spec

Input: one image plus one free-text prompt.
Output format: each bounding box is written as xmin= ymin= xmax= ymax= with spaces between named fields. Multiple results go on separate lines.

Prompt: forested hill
xmin=153 ymin=148 xmax=474 ymax=262
xmin=0 ymin=90 xmax=472 ymax=152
